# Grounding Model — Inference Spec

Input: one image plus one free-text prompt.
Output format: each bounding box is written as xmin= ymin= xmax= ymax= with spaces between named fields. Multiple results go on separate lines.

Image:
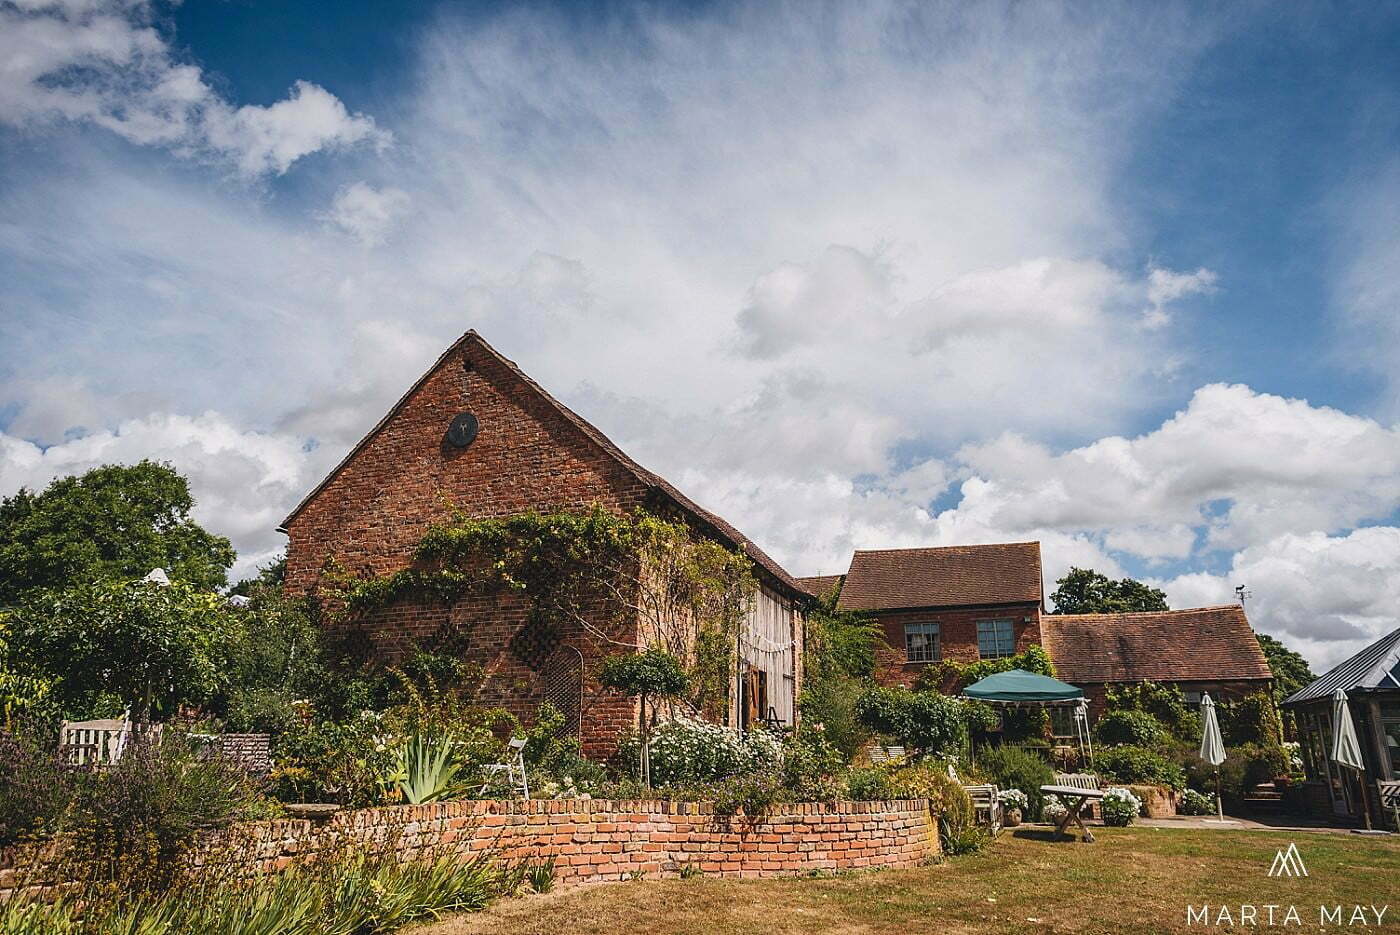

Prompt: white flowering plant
xmin=643 ymin=715 xmax=782 ymax=785
xmin=1101 ymin=786 xmax=1142 ymax=826
xmin=1178 ymin=787 xmax=1217 ymax=816
xmin=1041 ymin=793 xmax=1067 ymax=822
xmin=997 ymin=788 xmax=1029 ymax=811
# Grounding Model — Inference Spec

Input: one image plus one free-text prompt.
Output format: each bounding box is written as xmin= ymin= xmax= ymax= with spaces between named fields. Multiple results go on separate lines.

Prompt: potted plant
xmin=997 ymin=788 xmax=1029 ymax=826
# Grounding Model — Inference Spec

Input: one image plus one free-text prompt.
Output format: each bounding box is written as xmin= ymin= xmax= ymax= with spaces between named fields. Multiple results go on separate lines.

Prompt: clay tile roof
xmin=797 ymin=574 xmax=844 ymax=601
xmin=834 ymin=542 xmax=1042 ymax=612
xmin=1040 ymin=605 xmax=1273 ymax=684
xmin=280 ymin=330 xmax=804 ymax=597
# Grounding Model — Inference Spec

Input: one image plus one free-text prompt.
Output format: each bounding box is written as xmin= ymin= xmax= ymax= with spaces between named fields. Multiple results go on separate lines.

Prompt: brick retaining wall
xmin=1 ymin=799 xmax=938 ymax=898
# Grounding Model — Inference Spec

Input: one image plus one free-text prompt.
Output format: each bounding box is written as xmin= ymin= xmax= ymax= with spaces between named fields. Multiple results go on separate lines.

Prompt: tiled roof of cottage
xmin=280 ymin=330 xmax=804 ymax=597
xmin=1040 ymin=605 xmax=1273 ymax=685
xmin=834 ymin=542 xmax=1043 ymax=612
xmin=1282 ymin=626 xmax=1400 ymax=706
xmin=797 ymin=574 xmax=844 ymax=601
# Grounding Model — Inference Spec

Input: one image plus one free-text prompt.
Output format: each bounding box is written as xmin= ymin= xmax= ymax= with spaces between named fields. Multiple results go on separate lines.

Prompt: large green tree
xmin=1256 ymin=633 xmax=1315 ymax=705
xmin=0 ymin=461 xmax=234 ymax=605
xmin=6 ymin=578 xmax=238 ymax=720
xmin=1048 ymin=567 xmax=1169 ymax=614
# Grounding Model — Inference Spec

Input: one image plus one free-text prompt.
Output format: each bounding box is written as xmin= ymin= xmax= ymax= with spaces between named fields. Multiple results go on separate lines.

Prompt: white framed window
xmin=976 ymin=619 xmax=1015 ymax=659
xmin=904 ymin=622 xmax=940 ymax=663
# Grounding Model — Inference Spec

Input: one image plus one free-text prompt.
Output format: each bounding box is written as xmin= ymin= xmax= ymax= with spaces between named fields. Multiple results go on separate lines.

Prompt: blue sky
xmin=3 ymin=0 xmax=1400 ymax=667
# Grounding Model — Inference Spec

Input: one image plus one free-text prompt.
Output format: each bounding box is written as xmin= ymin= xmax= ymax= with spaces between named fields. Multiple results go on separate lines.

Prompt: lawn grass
xmin=415 ymin=826 xmax=1400 ymax=935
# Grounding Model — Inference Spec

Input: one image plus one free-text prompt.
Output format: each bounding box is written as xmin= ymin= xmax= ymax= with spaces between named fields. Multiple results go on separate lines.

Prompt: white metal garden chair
xmin=479 ymin=737 xmax=530 ymax=800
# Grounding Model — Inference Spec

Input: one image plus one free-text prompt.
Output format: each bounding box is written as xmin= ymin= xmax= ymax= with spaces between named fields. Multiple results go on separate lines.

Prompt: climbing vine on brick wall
xmin=327 ymin=506 xmax=757 ymax=714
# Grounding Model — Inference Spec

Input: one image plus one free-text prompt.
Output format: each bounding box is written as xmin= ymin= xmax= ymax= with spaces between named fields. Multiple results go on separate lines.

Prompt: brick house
xmin=1039 ymin=606 xmax=1274 ymax=719
xmin=799 ymin=542 xmax=1045 ymax=690
xmin=801 ymin=542 xmax=1272 ymax=730
xmin=280 ymin=330 xmax=806 ymax=757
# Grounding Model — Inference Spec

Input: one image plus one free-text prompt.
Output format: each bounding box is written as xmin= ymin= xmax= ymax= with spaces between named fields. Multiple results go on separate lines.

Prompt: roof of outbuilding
xmin=1282 ymin=626 xmax=1400 ymax=706
xmin=797 ymin=574 xmax=844 ymax=601
xmin=1040 ymin=605 xmax=1273 ymax=685
xmin=279 ymin=330 xmax=804 ymax=597
xmin=833 ymin=542 xmax=1043 ymax=612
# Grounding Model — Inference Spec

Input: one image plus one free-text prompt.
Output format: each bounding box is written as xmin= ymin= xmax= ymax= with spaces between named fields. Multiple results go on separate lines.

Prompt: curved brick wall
xmin=1 ymin=799 xmax=938 ymax=898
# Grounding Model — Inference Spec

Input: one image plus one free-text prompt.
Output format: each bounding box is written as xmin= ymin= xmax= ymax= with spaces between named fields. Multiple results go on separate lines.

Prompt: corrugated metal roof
xmin=1281 ymin=626 xmax=1400 ymax=706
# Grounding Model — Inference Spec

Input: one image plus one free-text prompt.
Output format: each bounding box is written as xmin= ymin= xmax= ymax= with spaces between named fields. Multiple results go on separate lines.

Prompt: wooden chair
xmin=963 ymin=783 xmax=1003 ymax=833
xmin=1054 ymin=772 xmax=1102 ymax=819
xmin=868 ymin=744 xmax=908 ymax=766
xmin=58 ymin=717 xmax=129 ymax=766
xmin=479 ymin=737 xmax=530 ymax=800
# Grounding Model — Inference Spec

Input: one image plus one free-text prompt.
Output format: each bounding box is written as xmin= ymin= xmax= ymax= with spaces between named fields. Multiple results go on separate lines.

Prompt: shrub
xmin=1095 ymin=710 xmax=1166 ymax=747
xmin=59 ymin=732 xmax=273 ymax=892
xmin=780 ymin=723 xmax=846 ymax=802
xmin=887 ymin=764 xmax=976 ymax=849
xmin=977 ymin=744 xmax=1054 ymax=820
xmin=1094 ymin=745 xmax=1186 ymax=791
xmin=1178 ymin=787 xmax=1217 ymax=816
xmin=844 ymin=766 xmax=895 ymax=801
xmin=853 ymin=686 xmax=969 ymax=759
xmin=0 ymin=730 xmax=83 ymax=846
xmin=709 ymin=770 xmax=785 ymax=816
xmin=1219 ymin=692 xmax=1283 ymax=748
xmin=1101 ymin=787 xmax=1142 ymax=826
xmin=1103 ymin=680 xmax=1200 ymax=741
xmin=642 ymin=716 xmax=780 ymax=785
xmin=0 ymin=845 xmax=507 ymax=934
xmin=1178 ymin=742 xmax=1288 ymax=797
xmin=798 ymin=674 xmax=871 ymax=761
xmin=1042 ymin=793 xmax=1068 ymax=822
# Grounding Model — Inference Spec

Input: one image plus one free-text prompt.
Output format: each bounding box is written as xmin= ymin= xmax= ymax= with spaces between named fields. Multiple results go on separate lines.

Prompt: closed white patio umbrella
xmin=1330 ymin=688 xmax=1373 ymax=829
xmin=1199 ymin=694 xmax=1227 ymax=821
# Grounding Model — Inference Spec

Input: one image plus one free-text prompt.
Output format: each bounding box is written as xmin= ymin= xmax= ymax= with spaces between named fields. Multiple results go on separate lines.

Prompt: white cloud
xmin=0 ymin=412 xmax=328 ymax=584
xmin=9 ymin=2 xmax=1394 ymax=666
xmin=0 ymin=0 xmax=386 ymax=176
xmin=1143 ymin=265 xmax=1217 ymax=328
xmin=1160 ymin=528 xmax=1400 ymax=671
xmin=325 ymin=182 xmax=411 ymax=245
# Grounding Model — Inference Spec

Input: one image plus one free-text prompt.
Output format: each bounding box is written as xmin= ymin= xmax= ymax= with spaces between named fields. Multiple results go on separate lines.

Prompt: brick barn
xmin=280 ymin=330 xmax=807 ymax=757
xmin=800 ymin=541 xmax=1273 ymax=733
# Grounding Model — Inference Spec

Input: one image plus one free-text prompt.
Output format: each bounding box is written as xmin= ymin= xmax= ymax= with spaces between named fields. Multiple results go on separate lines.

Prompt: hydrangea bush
xmin=1100 ymin=786 xmax=1142 ymax=826
xmin=1178 ymin=787 xmax=1217 ymax=816
xmin=1041 ymin=793 xmax=1067 ymax=822
xmin=996 ymin=788 xmax=1029 ymax=810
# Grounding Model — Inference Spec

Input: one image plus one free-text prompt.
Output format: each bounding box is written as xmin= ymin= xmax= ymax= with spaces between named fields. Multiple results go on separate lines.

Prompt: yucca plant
xmin=393 ymin=733 xmax=462 ymax=805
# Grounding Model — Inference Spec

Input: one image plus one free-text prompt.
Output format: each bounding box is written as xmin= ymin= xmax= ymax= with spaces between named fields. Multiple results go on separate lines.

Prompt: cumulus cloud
xmin=1161 ymin=528 xmax=1400 ymax=670
xmin=0 ymin=0 xmax=386 ymax=176
xmin=0 ymin=412 xmax=328 ymax=583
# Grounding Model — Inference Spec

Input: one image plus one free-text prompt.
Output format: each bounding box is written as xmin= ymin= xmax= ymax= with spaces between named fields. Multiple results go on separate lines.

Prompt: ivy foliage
xmin=912 ymin=644 xmax=1055 ymax=694
xmin=0 ymin=460 xmax=234 ymax=605
xmin=332 ymin=506 xmax=757 ymax=715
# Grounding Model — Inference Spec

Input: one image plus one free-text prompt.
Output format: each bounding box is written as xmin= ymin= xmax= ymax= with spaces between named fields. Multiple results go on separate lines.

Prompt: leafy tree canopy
xmin=1048 ymin=567 xmax=1169 ymax=615
xmin=1256 ymin=633 xmax=1315 ymax=704
xmin=6 ymin=578 xmax=239 ymax=720
xmin=0 ymin=461 xmax=234 ymax=605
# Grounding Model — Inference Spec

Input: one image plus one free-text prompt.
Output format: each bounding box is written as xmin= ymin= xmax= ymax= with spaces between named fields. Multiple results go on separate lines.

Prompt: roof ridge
xmin=1049 ymin=605 xmax=1244 ymax=619
xmin=850 ymin=541 xmax=1040 ymax=555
